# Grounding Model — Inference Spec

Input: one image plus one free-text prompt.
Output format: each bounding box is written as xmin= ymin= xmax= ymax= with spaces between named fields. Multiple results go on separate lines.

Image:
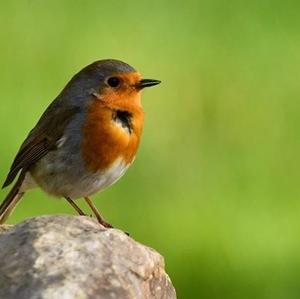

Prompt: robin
xmin=0 ymin=59 xmax=160 ymax=227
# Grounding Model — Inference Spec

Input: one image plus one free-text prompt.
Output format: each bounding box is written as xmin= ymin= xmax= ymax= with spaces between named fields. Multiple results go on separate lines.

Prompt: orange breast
xmin=81 ymin=100 xmax=144 ymax=172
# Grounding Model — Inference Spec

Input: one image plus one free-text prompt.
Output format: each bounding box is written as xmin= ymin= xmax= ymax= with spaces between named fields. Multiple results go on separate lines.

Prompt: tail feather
xmin=0 ymin=170 xmax=26 ymax=224
xmin=0 ymin=193 xmax=24 ymax=224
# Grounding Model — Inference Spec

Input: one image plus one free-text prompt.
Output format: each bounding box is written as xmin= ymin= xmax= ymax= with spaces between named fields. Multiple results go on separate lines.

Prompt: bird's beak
xmin=136 ymin=79 xmax=161 ymax=89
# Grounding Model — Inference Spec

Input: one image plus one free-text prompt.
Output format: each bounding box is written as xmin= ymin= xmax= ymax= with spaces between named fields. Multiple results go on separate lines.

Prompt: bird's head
xmin=61 ymin=59 xmax=160 ymax=111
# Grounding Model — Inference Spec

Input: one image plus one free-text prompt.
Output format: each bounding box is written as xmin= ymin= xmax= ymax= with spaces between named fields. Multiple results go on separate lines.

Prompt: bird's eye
xmin=107 ymin=77 xmax=120 ymax=88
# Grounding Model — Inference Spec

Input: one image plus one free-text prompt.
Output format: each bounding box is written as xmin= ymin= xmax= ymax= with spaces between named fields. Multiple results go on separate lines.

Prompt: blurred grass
xmin=0 ymin=0 xmax=300 ymax=298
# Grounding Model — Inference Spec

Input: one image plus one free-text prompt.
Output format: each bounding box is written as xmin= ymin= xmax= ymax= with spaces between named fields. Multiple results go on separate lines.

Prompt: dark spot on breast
xmin=112 ymin=110 xmax=133 ymax=134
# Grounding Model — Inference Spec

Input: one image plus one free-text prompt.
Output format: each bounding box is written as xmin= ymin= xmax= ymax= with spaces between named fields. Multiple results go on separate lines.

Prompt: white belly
xmin=71 ymin=158 xmax=130 ymax=198
xmin=27 ymin=157 xmax=130 ymax=199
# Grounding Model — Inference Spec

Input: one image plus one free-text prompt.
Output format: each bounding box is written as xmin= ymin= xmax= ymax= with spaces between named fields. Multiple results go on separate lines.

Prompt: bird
xmin=0 ymin=59 xmax=160 ymax=227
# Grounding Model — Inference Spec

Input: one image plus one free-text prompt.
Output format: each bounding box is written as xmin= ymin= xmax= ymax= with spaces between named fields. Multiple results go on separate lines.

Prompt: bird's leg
xmin=84 ymin=197 xmax=113 ymax=228
xmin=65 ymin=197 xmax=86 ymax=216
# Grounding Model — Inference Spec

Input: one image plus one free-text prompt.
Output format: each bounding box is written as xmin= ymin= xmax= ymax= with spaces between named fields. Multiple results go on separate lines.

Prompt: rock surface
xmin=0 ymin=215 xmax=176 ymax=299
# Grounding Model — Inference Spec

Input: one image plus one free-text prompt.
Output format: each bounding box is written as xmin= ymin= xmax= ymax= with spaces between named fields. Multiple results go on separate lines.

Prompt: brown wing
xmin=2 ymin=100 xmax=80 ymax=188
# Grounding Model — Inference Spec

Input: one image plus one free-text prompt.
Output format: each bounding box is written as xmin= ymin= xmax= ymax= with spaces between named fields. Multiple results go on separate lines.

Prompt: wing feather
xmin=2 ymin=101 xmax=80 ymax=188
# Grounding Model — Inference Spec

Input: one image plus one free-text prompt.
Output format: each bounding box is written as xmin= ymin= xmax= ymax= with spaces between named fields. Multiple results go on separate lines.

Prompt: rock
xmin=0 ymin=215 xmax=176 ymax=299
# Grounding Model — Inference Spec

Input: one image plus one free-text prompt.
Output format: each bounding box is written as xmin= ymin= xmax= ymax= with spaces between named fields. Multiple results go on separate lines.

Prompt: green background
xmin=0 ymin=1 xmax=300 ymax=298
